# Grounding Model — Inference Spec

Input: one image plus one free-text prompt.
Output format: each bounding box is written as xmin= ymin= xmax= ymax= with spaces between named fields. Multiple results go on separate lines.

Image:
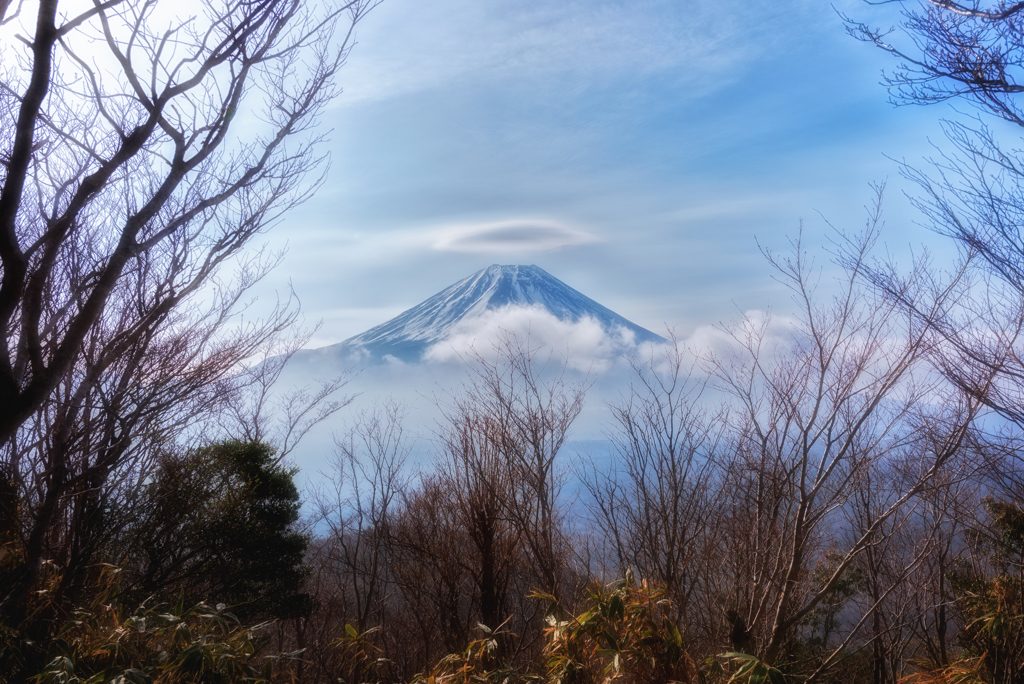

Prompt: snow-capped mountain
xmin=317 ymin=264 xmax=666 ymax=362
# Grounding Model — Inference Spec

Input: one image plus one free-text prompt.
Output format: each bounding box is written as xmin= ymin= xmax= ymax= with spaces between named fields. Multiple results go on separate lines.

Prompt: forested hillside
xmin=5 ymin=0 xmax=1024 ymax=683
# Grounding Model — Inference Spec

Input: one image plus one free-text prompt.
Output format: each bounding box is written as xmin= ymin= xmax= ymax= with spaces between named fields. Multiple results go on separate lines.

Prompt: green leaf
xmin=112 ymin=669 xmax=153 ymax=684
xmin=703 ymin=656 xmax=726 ymax=676
xmin=669 ymin=622 xmax=683 ymax=648
xmin=735 ymin=661 xmax=756 ymax=679
xmin=723 ymin=652 xmax=758 ymax=661
xmin=609 ymin=595 xmax=625 ymax=621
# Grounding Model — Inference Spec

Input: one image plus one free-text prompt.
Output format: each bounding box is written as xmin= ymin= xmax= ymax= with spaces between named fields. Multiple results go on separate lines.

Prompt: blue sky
xmin=263 ymin=0 xmax=967 ymax=347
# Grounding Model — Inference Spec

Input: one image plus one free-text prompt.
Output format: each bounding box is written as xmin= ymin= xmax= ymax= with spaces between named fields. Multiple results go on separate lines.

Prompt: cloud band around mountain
xmin=423 ymin=304 xmax=651 ymax=372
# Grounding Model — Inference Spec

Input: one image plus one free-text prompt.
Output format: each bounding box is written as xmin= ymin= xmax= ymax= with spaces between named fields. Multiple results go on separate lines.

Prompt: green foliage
xmin=331 ymin=624 xmax=391 ymax=684
xmin=0 ymin=441 xmax=320 ymax=683
xmin=407 ymin=573 xmax=699 ymax=684
xmin=981 ymin=501 xmax=1024 ymax=570
xmin=538 ymin=571 xmax=698 ymax=684
xmin=35 ymin=601 xmax=269 ymax=684
xmin=0 ymin=566 xmax=272 ymax=684
xmin=798 ymin=551 xmax=864 ymax=654
xmin=713 ymin=653 xmax=786 ymax=684
xmin=0 ymin=474 xmax=22 ymax=611
xmin=0 ymin=558 xmax=64 ymax=681
xmin=943 ymin=570 xmax=1024 ymax=684
xmin=898 ymin=657 xmax=989 ymax=684
xmin=121 ymin=441 xmax=314 ymax=621
xmin=924 ymin=499 xmax=1024 ymax=684
xmin=410 ymin=622 xmax=539 ymax=684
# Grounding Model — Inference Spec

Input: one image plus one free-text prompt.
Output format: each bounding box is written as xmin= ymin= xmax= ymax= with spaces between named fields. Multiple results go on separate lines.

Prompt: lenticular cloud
xmin=431 ymin=220 xmax=599 ymax=253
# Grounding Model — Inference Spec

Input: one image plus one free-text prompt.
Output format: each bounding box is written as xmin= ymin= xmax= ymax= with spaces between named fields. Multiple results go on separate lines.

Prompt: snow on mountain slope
xmin=317 ymin=264 xmax=666 ymax=362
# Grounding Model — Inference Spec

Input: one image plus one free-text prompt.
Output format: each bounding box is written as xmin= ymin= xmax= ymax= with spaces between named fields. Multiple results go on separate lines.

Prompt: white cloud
xmin=431 ymin=219 xmax=599 ymax=253
xmin=419 ymin=305 xmax=803 ymax=378
xmin=684 ymin=310 xmax=801 ymax=363
xmin=423 ymin=304 xmax=654 ymax=373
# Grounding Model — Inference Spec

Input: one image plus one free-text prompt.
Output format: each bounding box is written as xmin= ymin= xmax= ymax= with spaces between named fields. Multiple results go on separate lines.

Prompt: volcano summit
xmin=314 ymin=264 xmax=666 ymax=363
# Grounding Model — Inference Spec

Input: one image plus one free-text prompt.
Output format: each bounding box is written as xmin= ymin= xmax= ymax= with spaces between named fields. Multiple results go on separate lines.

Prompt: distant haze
xmin=282 ymin=263 xmax=689 ymax=481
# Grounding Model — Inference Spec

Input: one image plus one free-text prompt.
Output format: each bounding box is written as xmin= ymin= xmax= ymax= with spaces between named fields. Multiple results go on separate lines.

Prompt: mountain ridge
xmin=314 ymin=264 xmax=666 ymax=362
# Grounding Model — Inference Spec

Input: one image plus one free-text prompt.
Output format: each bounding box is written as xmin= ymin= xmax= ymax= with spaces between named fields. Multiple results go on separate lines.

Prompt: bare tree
xmin=433 ymin=407 xmax=523 ymax=638
xmin=292 ymin=400 xmax=410 ymax=682
xmin=341 ymin=333 xmax=588 ymax=670
xmin=706 ymin=215 xmax=980 ymax=668
xmin=806 ymin=430 xmax=980 ymax=683
xmin=846 ymin=1 xmax=1024 ymax=123
xmin=848 ymin=1 xmax=1024 ymax=441
xmin=455 ymin=331 xmax=588 ymax=601
xmin=216 ymin=324 xmax=354 ymax=464
xmin=0 ymin=0 xmax=377 ymax=627
xmin=583 ymin=338 xmax=728 ymax=653
xmin=313 ymin=400 xmax=410 ymax=635
xmin=388 ymin=475 xmax=477 ymax=664
xmin=0 ymin=0 xmax=374 ymax=439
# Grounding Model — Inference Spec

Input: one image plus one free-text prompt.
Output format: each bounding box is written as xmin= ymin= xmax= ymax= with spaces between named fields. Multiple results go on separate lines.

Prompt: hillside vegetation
xmin=6 ymin=0 xmax=1024 ymax=682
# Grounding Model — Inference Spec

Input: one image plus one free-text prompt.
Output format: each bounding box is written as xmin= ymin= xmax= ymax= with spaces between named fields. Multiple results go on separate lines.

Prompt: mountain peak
xmin=325 ymin=265 xmax=665 ymax=362
xmin=484 ymin=263 xmax=539 ymax=273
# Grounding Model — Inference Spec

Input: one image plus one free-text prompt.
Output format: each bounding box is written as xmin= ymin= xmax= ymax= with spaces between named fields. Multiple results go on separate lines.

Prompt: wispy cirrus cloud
xmin=335 ymin=0 xmax=794 ymax=106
